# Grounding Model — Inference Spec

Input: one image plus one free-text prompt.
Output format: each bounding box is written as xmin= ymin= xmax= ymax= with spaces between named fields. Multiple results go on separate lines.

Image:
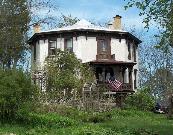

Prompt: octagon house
xmin=28 ymin=15 xmax=141 ymax=93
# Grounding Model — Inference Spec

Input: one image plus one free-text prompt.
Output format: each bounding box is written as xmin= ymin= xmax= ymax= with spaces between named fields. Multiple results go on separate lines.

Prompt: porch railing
xmin=98 ymin=81 xmax=133 ymax=92
xmin=120 ymin=83 xmax=132 ymax=91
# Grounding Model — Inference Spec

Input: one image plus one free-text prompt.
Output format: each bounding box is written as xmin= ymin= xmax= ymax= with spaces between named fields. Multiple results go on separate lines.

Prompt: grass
xmin=0 ymin=108 xmax=173 ymax=135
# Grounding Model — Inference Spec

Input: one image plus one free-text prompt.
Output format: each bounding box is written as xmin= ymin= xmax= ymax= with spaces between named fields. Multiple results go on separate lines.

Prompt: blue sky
xmin=34 ymin=0 xmax=158 ymax=35
xmin=49 ymin=0 xmax=145 ymax=30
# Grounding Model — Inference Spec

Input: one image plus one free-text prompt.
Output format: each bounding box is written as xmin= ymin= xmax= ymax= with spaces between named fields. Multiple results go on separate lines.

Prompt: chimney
xmin=113 ymin=15 xmax=122 ymax=30
xmin=33 ymin=23 xmax=41 ymax=33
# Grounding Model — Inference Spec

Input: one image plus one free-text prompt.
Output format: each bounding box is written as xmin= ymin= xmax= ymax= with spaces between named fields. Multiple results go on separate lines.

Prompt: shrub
xmin=124 ymin=87 xmax=155 ymax=111
xmin=0 ymin=69 xmax=39 ymax=122
xmin=20 ymin=112 xmax=77 ymax=128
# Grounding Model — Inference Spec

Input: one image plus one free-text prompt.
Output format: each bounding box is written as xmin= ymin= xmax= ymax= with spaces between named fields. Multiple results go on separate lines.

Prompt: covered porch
xmin=90 ymin=60 xmax=136 ymax=92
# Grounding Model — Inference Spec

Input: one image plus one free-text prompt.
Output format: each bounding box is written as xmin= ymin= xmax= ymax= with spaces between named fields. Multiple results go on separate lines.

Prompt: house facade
xmin=28 ymin=15 xmax=141 ymax=92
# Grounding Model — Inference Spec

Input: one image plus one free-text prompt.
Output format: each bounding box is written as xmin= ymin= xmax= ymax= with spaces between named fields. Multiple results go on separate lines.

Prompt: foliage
xmin=124 ymin=87 xmax=155 ymax=111
xmin=36 ymin=104 xmax=112 ymax=123
xmin=0 ymin=0 xmax=57 ymax=69
xmin=0 ymin=0 xmax=30 ymax=68
xmin=0 ymin=69 xmax=38 ymax=122
xmin=125 ymin=0 xmax=173 ymax=48
xmin=1 ymin=108 xmax=173 ymax=135
xmin=18 ymin=112 xmax=77 ymax=128
xmin=45 ymin=49 xmax=95 ymax=102
xmin=57 ymin=14 xmax=79 ymax=28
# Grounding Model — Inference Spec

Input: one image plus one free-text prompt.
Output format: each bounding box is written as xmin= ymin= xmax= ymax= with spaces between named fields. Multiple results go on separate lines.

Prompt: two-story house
xmin=28 ymin=15 xmax=141 ymax=93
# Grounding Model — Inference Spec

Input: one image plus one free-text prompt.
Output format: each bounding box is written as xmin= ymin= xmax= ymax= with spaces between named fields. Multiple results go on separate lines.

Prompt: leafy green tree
xmin=124 ymin=87 xmax=155 ymax=111
xmin=0 ymin=69 xmax=39 ymax=122
xmin=0 ymin=0 xmax=30 ymax=69
xmin=45 ymin=49 xmax=94 ymax=102
xmin=125 ymin=0 xmax=173 ymax=118
xmin=0 ymin=0 xmax=57 ymax=69
xmin=125 ymin=0 xmax=173 ymax=48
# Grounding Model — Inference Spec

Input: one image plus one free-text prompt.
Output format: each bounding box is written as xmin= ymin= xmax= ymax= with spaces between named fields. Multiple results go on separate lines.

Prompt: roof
xmin=40 ymin=19 xmax=127 ymax=33
xmin=28 ymin=19 xmax=142 ymax=44
xmin=90 ymin=59 xmax=137 ymax=66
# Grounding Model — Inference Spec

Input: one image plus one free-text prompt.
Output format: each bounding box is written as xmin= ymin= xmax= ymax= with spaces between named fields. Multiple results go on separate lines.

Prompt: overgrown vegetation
xmin=0 ymin=107 xmax=173 ymax=135
xmin=124 ymin=87 xmax=155 ymax=111
xmin=44 ymin=49 xmax=95 ymax=102
xmin=0 ymin=69 xmax=38 ymax=122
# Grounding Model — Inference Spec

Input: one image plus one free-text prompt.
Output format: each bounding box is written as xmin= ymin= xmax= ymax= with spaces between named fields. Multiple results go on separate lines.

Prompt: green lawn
xmin=0 ymin=109 xmax=173 ymax=135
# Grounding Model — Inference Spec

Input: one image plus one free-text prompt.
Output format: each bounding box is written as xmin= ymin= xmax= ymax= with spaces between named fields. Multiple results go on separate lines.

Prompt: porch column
xmin=124 ymin=68 xmax=129 ymax=83
xmin=119 ymin=67 xmax=123 ymax=82
xmin=128 ymin=67 xmax=133 ymax=86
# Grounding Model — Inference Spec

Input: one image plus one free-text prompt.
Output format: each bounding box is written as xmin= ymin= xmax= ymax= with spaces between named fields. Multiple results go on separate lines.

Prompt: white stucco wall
xmin=80 ymin=36 xmax=97 ymax=63
xmin=111 ymin=38 xmax=126 ymax=61
xmin=31 ymin=35 xmax=139 ymax=89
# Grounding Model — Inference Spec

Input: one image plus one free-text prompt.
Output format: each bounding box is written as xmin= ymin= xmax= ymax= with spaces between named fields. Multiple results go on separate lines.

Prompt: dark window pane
xmin=49 ymin=40 xmax=56 ymax=55
xmin=65 ymin=38 xmax=73 ymax=52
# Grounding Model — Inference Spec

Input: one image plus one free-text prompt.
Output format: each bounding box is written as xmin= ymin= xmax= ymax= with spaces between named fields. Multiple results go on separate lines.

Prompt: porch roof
xmin=89 ymin=60 xmax=137 ymax=66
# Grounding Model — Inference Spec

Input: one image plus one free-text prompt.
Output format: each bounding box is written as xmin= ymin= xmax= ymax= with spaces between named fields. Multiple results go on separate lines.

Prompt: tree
xmin=57 ymin=14 xmax=79 ymax=28
xmin=124 ymin=87 xmax=155 ymax=111
xmin=0 ymin=0 xmax=57 ymax=69
xmin=0 ymin=0 xmax=30 ymax=69
xmin=125 ymin=0 xmax=173 ymax=118
xmin=125 ymin=0 xmax=173 ymax=48
xmin=0 ymin=69 xmax=39 ymax=122
xmin=44 ymin=49 xmax=95 ymax=102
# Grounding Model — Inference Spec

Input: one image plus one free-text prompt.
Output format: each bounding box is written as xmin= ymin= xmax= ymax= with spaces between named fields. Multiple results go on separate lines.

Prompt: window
xmin=65 ymin=38 xmax=73 ymax=52
xmin=133 ymin=45 xmax=137 ymax=62
xmin=128 ymin=42 xmax=131 ymax=60
xmin=100 ymin=40 xmax=107 ymax=52
xmin=33 ymin=44 xmax=36 ymax=61
xmin=48 ymin=40 xmax=56 ymax=55
xmin=98 ymin=39 xmax=109 ymax=53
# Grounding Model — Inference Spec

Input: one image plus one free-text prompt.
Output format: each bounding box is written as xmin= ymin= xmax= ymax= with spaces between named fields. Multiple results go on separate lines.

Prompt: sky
xmin=47 ymin=0 xmax=146 ymax=30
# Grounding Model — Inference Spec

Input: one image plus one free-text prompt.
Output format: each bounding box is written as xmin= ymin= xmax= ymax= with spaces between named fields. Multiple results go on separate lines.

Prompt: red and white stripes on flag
xmin=108 ymin=79 xmax=122 ymax=91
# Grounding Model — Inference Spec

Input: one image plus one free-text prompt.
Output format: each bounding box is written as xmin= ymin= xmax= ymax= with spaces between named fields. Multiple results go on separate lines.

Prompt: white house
xmin=28 ymin=15 xmax=141 ymax=93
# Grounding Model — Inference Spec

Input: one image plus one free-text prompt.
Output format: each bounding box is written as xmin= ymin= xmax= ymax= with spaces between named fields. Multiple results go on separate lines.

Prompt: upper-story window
xmin=100 ymin=40 xmax=107 ymax=52
xmin=64 ymin=37 xmax=73 ymax=52
xmin=48 ymin=40 xmax=57 ymax=55
xmin=133 ymin=45 xmax=137 ymax=62
xmin=128 ymin=42 xmax=131 ymax=60
xmin=33 ymin=44 xmax=36 ymax=61
xmin=97 ymin=39 xmax=109 ymax=54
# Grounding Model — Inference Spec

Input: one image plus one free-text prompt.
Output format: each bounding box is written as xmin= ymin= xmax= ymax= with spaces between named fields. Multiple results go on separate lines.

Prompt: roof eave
xmin=28 ymin=29 xmax=142 ymax=45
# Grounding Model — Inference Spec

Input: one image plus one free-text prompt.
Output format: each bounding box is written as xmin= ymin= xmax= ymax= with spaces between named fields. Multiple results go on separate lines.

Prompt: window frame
xmin=48 ymin=39 xmax=57 ymax=56
xmin=64 ymin=37 xmax=73 ymax=52
xmin=97 ymin=37 xmax=111 ymax=55
xmin=33 ymin=44 xmax=36 ymax=61
xmin=128 ymin=41 xmax=131 ymax=60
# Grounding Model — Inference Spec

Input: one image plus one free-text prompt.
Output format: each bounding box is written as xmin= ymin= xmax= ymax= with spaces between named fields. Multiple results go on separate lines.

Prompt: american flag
xmin=108 ymin=79 xmax=122 ymax=91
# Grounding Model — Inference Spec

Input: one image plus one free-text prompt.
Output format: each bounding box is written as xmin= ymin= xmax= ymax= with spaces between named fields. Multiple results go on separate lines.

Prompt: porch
xmin=90 ymin=59 xmax=136 ymax=93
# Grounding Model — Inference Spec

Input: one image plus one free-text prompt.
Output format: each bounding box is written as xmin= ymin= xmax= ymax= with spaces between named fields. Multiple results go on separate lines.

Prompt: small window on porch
xmin=48 ymin=40 xmax=57 ymax=55
xmin=65 ymin=38 xmax=73 ymax=52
